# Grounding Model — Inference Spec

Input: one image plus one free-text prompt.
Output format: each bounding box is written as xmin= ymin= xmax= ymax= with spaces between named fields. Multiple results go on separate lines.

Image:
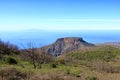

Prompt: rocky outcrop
xmin=42 ymin=37 xmax=94 ymax=56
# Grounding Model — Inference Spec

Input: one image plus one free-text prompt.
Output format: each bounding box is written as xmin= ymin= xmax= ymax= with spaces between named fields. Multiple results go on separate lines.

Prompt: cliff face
xmin=42 ymin=37 xmax=94 ymax=56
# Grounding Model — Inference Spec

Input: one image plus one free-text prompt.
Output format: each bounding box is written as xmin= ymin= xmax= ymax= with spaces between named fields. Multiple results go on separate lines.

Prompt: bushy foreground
xmin=0 ymin=42 xmax=120 ymax=80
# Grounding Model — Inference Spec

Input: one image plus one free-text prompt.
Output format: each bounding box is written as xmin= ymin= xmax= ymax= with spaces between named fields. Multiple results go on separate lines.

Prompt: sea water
xmin=0 ymin=30 xmax=120 ymax=49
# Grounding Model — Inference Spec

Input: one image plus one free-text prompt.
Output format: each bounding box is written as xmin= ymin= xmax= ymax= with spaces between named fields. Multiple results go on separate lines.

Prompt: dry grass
xmin=92 ymin=71 xmax=120 ymax=80
xmin=30 ymin=72 xmax=81 ymax=80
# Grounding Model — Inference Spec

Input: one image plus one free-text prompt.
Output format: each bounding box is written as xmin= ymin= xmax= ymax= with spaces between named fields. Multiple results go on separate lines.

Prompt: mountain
xmin=41 ymin=37 xmax=94 ymax=56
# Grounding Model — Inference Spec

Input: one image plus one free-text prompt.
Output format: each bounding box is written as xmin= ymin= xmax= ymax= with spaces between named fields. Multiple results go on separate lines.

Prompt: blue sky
xmin=0 ymin=0 xmax=120 ymax=31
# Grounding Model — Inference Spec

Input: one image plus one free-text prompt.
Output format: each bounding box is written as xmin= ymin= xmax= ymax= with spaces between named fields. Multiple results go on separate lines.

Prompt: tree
xmin=36 ymin=49 xmax=53 ymax=68
xmin=0 ymin=40 xmax=19 ymax=55
xmin=22 ymin=43 xmax=53 ymax=69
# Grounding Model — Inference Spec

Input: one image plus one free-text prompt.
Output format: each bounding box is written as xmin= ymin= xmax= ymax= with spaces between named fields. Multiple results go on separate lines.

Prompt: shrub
xmin=6 ymin=57 xmax=18 ymax=64
xmin=0 ymin=40 xmax=20 ymax=55
xmin=86 ymin=76 xmax=98 ymax=80
xmin=50 ymin=63 xmax=57 ymax=68
xmin=55 ymin=58 xmax=66 ymax=65
xmin=65 ymin=69 xmax=70 ymax=75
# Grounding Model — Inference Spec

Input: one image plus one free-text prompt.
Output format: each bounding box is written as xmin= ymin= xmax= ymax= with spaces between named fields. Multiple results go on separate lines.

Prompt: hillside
xmin=1 ymin=38 xmax=120 ymax=80
xmin=41 ymin=37 xmax=94 ymax=56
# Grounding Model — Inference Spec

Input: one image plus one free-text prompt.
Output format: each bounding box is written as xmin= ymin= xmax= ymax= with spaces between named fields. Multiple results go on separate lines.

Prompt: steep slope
xmin=41 ymin=37 xmax=94 ymax=56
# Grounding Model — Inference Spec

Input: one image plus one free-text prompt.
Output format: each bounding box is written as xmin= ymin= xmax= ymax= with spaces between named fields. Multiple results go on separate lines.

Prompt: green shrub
xmin=86 ymin=76 xmax=98 ymax=80
xmin=50 ymin=63 xmax=57 ymax=68
xmin=0 ymin=40 xmax=20 ymax=55
xmin=56 ymin=58 xmax=66 ymax=65
xmin=6 ymin=57 xmax=18 ymax=64
xmin=65 ymin=69 xmax=70 ymax=75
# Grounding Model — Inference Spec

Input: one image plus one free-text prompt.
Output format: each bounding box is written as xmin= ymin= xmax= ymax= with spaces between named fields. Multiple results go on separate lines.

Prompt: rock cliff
xmin=42 ymin=37 xmax=94 ymax=56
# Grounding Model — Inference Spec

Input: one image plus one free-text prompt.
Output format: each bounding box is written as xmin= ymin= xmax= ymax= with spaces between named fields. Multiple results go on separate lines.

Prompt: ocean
xmin=0 ymin=30 xmax=120 ymax=49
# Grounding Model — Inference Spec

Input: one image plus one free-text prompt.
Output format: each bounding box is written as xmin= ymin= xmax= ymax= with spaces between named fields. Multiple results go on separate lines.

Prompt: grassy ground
xmin=0 ymin=45 xmax=120 ymax=80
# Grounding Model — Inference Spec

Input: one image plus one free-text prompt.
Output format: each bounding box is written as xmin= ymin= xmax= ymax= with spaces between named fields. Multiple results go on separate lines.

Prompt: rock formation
xmin=42 ymin=37 xmax=94 ymax=56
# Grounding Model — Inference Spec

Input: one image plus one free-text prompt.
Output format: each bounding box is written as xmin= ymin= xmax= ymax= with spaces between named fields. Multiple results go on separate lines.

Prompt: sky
xmin=0 ymin=0 xmax=120 ymax=31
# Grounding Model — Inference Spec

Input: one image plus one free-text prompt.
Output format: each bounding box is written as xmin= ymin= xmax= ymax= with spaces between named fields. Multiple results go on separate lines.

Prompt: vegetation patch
xmin=85 ymin=76 xmax=98 ymax=80
xmin=0 ymin=67 xmax=26 ymax=80
xmin=66 ymin=46 xmax=120 ymax=62
xmin=5 ymin=56 xmax=18 ymax=65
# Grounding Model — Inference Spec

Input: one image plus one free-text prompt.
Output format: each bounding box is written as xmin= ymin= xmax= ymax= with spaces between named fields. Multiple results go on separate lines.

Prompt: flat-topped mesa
xmin=55 ymin=37 xmax=85 ymax=43
xmin=42 ymin=37 xmax=94 ymax=56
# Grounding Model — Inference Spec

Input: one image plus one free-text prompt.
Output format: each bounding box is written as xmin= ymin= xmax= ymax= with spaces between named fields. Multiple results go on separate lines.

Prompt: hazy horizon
xmin=0 ymin=30 xmax=120 ymax=49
